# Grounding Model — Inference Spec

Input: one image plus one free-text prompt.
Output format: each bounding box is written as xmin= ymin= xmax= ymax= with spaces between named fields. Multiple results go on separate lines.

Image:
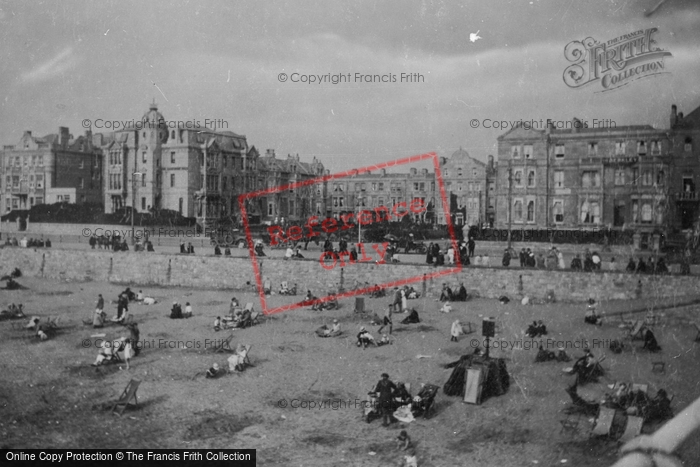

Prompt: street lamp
xmin=356 ymin=197 xmax=365 ymax=244
xmin=131 ymin=172 xmax=143 ymax=244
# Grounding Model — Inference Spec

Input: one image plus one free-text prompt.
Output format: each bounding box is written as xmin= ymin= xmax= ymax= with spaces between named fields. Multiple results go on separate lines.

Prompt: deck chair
xmin=213 ymin=333 xmax=234 ymax=353
xmin=591 ymin=407 xmax=616 ymax=438
xmin=250 ymin=311 xmax=260 ymax=326
xmin=694 ymin=322 xmax=700 ymax=341
xmin=628 ymin=321 xmax=645 ymax=340
xmin=462 ymin=322 xmax=476 ymax=335
xmin=618 ymin=416 xmax=644 ymax=444
xmin=560 ymin=413 xmax=582 ymax=436
xmin=353 ymin=297 xmax=366 ymax=313
xmin=263 ymin=280 xmax=271 ymax=294
xmin=112 ymin=379 xmax=140 ymax=416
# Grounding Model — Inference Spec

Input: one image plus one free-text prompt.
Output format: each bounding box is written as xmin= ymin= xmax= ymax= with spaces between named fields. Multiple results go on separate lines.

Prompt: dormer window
xmin=615 ymin=141 xmax=626 ymax=155
xmin=511 ymin=146 xmax=521 ymax=159
xmin=685 ymin=137 xmax=692 ymax=152
xmin=651 ymin=140 xmax=661 ymax=155
xmin=637 ymin=141 xmax=647 ymax=155
xmin=588 ymin=142 xmax=598 ymax=155
xmin=524 ymin=145 xmax=533 ymax=159
xmin=555 ymin=144 xmax=565 ymax=158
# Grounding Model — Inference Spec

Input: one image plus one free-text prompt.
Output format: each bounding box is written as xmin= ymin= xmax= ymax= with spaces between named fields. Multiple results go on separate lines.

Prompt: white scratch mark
xmin=456 ymin=98 xmax=480 ymax=109
xmin=227 ymin=70 xmax=231 ymax=83
xmin=151 ymin=81 xmax=168 ymax=102
xmin=469 ymin=30 xmax=482 ymax=43
xmin=477 ymin=59 xmax=480 ymax=67
xmin=331 ymin=109 xmax=335 ymax=115
xmin=104 ymin=29 xmax=110 ymax=36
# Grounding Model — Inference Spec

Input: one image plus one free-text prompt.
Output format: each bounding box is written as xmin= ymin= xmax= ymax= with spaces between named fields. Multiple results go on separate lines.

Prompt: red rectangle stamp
xmin=238 ymin=152 xmax=462 ymax=315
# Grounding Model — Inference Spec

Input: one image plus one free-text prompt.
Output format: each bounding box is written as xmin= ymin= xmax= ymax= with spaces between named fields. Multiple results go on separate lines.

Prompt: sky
xmin=0 ymin=0 xmax=699 ymax=173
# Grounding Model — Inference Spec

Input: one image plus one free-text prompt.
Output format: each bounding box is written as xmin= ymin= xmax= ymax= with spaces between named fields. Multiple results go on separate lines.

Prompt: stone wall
xmin=2 ymin=247 xmax=699 ymax=303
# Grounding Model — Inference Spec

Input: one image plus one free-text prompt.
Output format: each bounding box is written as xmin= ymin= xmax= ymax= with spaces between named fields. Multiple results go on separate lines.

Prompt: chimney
xmin=410 ymin=168 xmax=417 ymax=176
xmin=59 ymin=127 xmax=70 ymax=147
xmin=380 ymin=168 xmax=386 ymax=176
xmin=671 ymin=104 xmax=677 ymax=127
xmin=25 ymin=131 xmax=32 ymax=136
xmin=266 ymin=149 xmax=275 ymax=157
xmin=572 ymin=117 xmax=582 ymax=133
xmin=421 ymin=168 xmax=428 ymax=175
xmin=488 ymin=155 xmax=494 ymax=168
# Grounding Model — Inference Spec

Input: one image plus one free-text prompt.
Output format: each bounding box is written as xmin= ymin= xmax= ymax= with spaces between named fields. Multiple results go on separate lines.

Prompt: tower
xmin=135 ymin=101 xmax=168 ymax=212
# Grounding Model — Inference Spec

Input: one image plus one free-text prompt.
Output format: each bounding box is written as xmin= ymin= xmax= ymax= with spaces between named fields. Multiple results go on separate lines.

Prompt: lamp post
xmin=356 ymin=197 xmax=363 ymax=244
xmin=131 ymin=172 xmax=143 ymax=244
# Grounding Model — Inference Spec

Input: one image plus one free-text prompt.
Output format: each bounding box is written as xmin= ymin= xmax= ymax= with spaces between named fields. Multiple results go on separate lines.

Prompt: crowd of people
xmin=3 ymin=235 xmax=52 ymax=248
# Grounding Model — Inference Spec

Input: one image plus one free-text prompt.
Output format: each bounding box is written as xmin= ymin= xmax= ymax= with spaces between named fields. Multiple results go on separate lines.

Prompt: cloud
xmin=21 ymin=47 xmax=81 ymax=83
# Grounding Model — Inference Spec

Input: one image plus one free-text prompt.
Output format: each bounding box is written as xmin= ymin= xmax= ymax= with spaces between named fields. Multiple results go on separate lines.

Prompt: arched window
xmin=514 ymin=200 xmax=523 ymax=221
xmin=527 ymin=200 xmax=534 ymax=221
xmin=171 ymin=130 xmax=175 ymax=139
xmin=178 ymin=198 xmax=183 ymax=215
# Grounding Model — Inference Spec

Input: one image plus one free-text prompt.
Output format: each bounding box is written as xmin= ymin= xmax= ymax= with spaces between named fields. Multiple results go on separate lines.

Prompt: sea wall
xmin=1 ymin=247 xmax=698 ymax=303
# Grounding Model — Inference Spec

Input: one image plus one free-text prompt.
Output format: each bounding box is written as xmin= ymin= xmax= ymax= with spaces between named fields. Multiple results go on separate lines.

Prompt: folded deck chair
xmin=618 ymin=416 xmax=644 ymax=444
xmin=694 ymin=322 xmax=700 ymax=342
xmin=263 ymin=280 xmax=271 ymax=294
xmin=213 ymin=333 xmax=235 ymax=353
xmin=111 ymin=379 xmax=140 ymax=416
xmin=628 ymin=321 xmax=645 ymax=340
xmin=590 ymin=407 xmax=616 ymax=438
xmin=250 ymin=311 xmax=260 ymax=326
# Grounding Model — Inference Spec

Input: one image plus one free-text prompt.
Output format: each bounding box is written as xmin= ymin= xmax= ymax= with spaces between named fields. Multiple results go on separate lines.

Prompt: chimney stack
xmin=671 ymin=104 xmax=677 ymax=127
xmin=59 ymin=127 xmax=70 ymax=147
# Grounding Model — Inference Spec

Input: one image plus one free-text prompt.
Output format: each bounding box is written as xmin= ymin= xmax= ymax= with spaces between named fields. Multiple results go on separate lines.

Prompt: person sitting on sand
xmin=227 ymin=344 xmax=250 ymax=372
xmin=136 ymin=290 xmax=144 ymax=302
xmin=535 ymin=344 xmax=556 ymax=362
xmin=324 ymin=319 xmax=341 ymax=336
xmin=450 ymin=320 xmax=462 ymax=342
xmin=556 ymin=344 xmax=572 ymax=362
xmin=642 ymin=328 xmax=662 ymax=352
xmin=357 ymin=327 xmax=376 ymax=349
xmin=93 ymin=307 xmax=106 ymax=328
xmin=536 ymin=320 xmax=547 ymax=336
xmin=170 ymin=301 xmax=183 ymax=319
xmin=377 ymin=333 xmax=393 ymax=346
xmin=184 ymin=302 xmax=193 ymax=318
xmin=397 ymin=430 xmax=414 ymax=451
xmin=440 ymin=301 xmax=453 ymax=313
xmin=206 ymin=363 xmax=221 ymax=379
xmin=26 ymin=316 xmax=40 ymax=330
xmin=439 ymin=284 xmax=453 ymax=302
xmin=394 ymin=383 xmax=412 ymax=406
xmin=584 ymin=299 xmax=603 ymax=326
xmin=214 ymin=316 xmax=222 ymax=331
xmin=525 ymin=321 xmax=539 ymax=338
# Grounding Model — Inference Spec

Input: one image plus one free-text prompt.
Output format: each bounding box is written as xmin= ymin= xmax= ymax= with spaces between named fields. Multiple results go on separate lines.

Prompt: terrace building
xmin=1 ymin=127 xmax=102 ymax=214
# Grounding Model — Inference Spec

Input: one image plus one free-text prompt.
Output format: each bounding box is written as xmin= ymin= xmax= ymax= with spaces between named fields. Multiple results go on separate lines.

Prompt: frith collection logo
xmin=563 ymin=28 xmax=672 ymax=92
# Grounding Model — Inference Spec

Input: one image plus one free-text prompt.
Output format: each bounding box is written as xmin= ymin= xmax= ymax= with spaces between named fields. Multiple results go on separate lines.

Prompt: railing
xmin=677 ymin=192 xmax=699 ymax=201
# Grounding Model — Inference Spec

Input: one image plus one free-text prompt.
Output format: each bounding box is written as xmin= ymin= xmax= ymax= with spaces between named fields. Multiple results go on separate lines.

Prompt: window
xmin=468 ymin=182 xmax=474 ymax=192
xmin=655 ymin=203 xmax=664 ymax=224
xmin=553 ymin=201 xmax=564 ymax=223
xmin=514 ymin=170 xmax=523 ymax=186
xmin=614 ymin=170 xmax=625 ymax=186
xmin=142 ymin=176 xmax=146 ymax=187
xmin=171 ymin=152 xmax=175 ymax=164
xmin=457 ymin=168 xmax=463 ymax=177
xmin=588 ymin=142 xmax=598 ymax=155
xmin=514 ymin=199 xmax=523 ymax=222
xmin=4 ymin=176 xmax=9 ymax=190
xmin=156 ymin=158 xmax=160 ymax=167
xmin=12 ymin=176 xmax=19 ymax=188
xmin=615 ymin=141 xmax=626 ymax=155
xmin=142 ymin=152 xmax=147 ymax=163
xmin=79 ymin=160 xmax=84 ymax=169
xmin=333 ymin=183 xmax=343 ymax=192
xmin=526 ymin=200 xmax=535 ymax=222
xmin=38 ymin=156 xmax=43 ymax=166
xmin=554 ymin=171 xmax=564 ymax=188
xmin=684 ymin=137 xmax=692 ymax=152
xmin=637 ymin=141 xmax=647 ymax=155
xmin=642 ymin=171 xmax=652 ymax=186
xmin=23 ymin=156 xmax=27 ymax=166
xmin=12 ymin=199 xmax=19 ymax=209
xmin=632 ymin=168 xmax=639 ymax=185
xmin=457 ymin=183 xmax=463 ymax=192
xmin=379 ymin=182 xmax=384 ymax=191
xmin=581 ymin=201 xmax=599 ymax=224
xmin=511 ymin=146 xmax=521 ymax=159
xmin=414 ymin=182 xmax=420 ymax=191
xmin=472 ymin=168 xmax=477 ymax=177
xmin=657 ymin=170 xmax=665 ymax=185
xmin=31 ymin=156 xmax=36 ymax=166
xmin=527 ymin=170 xmax=536 ymax=187
xmin=29 ymin=175 xmax=34 ymax=188
xmin=268 ymin=203 xmax=274 ymax=216
xmin=372 ymin=183 xmax=377 ymax=191
xmin=141 ymin=197 xmax=146 ymax=210
xmin=171 ymin=130 xmax=175 ymax=140
xmin=581 ymin=171 xmax=600 ymax=187
xmin=523 ymin=145 xmax=533 ymax=159
xmin=79 ymin=177 xmax=84 ymax=189
xmin=651 ymin=140 xmax=661 ymax=155
xmin=63 ymin=195 xmax=70 ymax=203
xmin=222 ymin=177 xmax=227 ymax=191
xmin=555 ymin=144 xmax=565 ymax=158
xmin=641 ymin=203 xmax=652 ymax=223
xmin=632 ymin=201 xmax=639 ymax=223
xmin=14 ymin=157 xmax=20 ymax=167
xmin=170 ymin=174 xmax=175 ymax=187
